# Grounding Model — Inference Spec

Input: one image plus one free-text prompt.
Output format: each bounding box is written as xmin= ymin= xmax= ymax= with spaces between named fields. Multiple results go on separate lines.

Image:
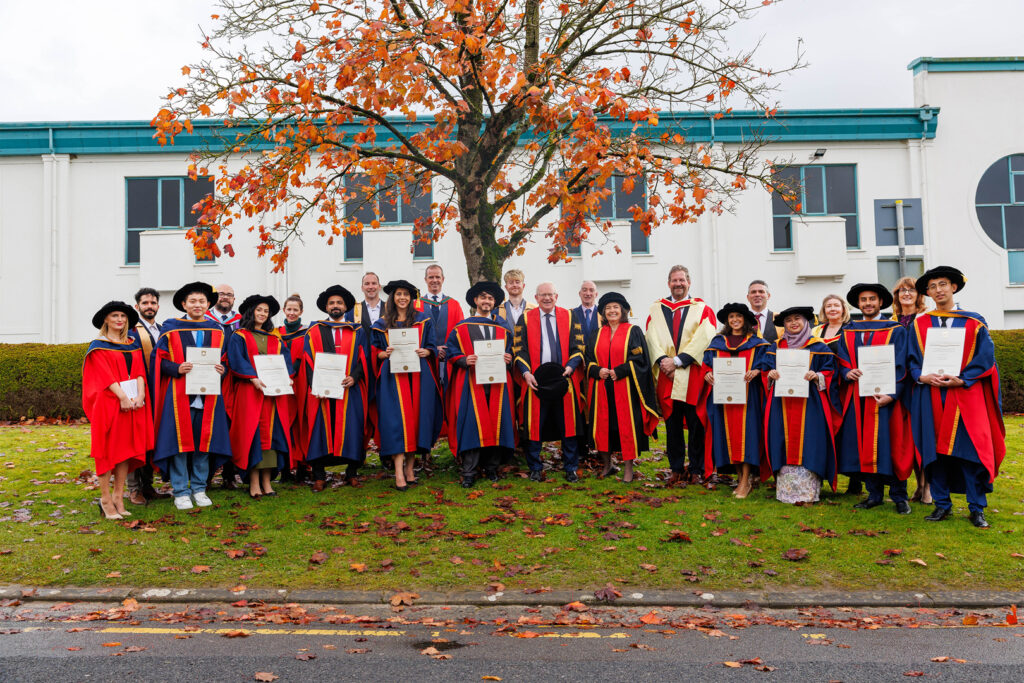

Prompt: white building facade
xmin=2 ymin=56 xmax=1024 ymax=343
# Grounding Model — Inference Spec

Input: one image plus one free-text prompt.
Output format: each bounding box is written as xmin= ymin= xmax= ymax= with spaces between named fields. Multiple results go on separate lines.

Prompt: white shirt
xmin=506 ymin=299 xmax=526 ymax=324
xmin=365 ymin=301 xmax=382 ymax=324
xmin=752 ymin=309 xmax=767 ymax=333
xmin=540 ymin=310 xmax=560 ymax=365
xmin=141 ymin=318 xmax=160 ymax=341
xmin=189 ymin=329 xmax=206 ymax=410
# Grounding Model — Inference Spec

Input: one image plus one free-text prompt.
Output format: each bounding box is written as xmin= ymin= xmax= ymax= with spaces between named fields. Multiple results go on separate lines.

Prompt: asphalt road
xmin=1 ymin=601 xmax=1022 ymax=682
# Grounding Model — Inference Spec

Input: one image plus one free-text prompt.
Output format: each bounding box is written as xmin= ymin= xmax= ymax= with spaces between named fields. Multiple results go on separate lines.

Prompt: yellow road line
xmin=99 ymin=627 xmax=405 ymax=637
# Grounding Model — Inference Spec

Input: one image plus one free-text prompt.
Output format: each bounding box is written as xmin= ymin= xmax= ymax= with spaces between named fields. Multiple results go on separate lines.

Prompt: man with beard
xmin=127 ymin=287 xmax=169 ymax=505
xmin=206 ymin=283 xmax=241 ymax=331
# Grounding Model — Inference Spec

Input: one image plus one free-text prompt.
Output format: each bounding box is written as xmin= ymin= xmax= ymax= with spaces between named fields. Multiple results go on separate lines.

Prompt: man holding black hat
xmin=299 ymin=285 xmax=369 ymax=491
xmin=513 ymin=282 xmax=586 ymax=482
xmin=152 ymin=282 xmax=231 ymax=510
xmin=908 ymin=266 xmax=1005 ymax=528
xmin=446 ymin=282 xmax=516 ymax=487
xmin=836 ymin=283 xmax=914 ymax=515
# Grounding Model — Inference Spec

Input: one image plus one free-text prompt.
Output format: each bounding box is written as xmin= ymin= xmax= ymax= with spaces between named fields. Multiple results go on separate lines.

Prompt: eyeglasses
xmin=926 ymin=281 xmax=952 ymax=292
xmin=897 ymin=288 xmax=916 ymax=294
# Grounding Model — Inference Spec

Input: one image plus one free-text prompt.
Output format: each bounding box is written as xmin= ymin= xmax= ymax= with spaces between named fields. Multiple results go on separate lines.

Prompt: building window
xmin=125 ymin=176 xmax=214 ymax=265
xmin=344 ymin=175 xmax=432 ymax=261
xmin=876 ymin=257 xmax=924 ymax=290
xmin=771 ymin=164 xmax=858 ymax=251
xmin=563 ymin=174 xmax=648 ymax=255
xmin=975 ymin=154 xmax=1024 ymax=283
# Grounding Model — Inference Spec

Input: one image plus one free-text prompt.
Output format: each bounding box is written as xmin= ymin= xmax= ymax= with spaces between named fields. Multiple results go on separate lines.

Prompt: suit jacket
xmin=757 ymin=309 xmax=780 ymax=343
xmin=572 ymin=304 xmax=600 ymax=343
xmin=131 ymin=321 xmax=160 ymax=371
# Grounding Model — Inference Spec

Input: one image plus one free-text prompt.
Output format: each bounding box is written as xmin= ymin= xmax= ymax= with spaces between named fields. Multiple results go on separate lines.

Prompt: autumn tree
xmin=155 ymin=0 xmax=799 ymax=282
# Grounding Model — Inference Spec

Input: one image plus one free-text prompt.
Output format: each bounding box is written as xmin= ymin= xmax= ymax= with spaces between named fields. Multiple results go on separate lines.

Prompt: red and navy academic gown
xmin=82 ymin=338 xmax=153 ymax=475
xmin=512 ymin=306 xmax=586 ymax=441
xmin=371 ymin=314 xmax=444 ymax=457
xmin=415 ymin=295 xmax=465 ymax=363
xmin=908 ymin=311 xmax=1005 ymax=489
xmin=584 ymin=323 xmax=660 ymax=461
xmin=645 ymin=298 xmax=717 ymax=417
xmin=445 ymin=317 xmax=516 ymax=456
xmin=835 ymin=320 xmax=914 ymax=480
xmin=277 ymin=324 xmax=308 ymax=462
xmin=152 ymin=318 xmax=232 ymax=471
xmin=698 ymin=334 xmax=772 ymax=479
xmin=764 ymin=338 xmax=840 ymax=486
xmin=301 ymin=320 xmax=368 ymax=467
xmin=227 ymin=329 xmax=295 ymax=474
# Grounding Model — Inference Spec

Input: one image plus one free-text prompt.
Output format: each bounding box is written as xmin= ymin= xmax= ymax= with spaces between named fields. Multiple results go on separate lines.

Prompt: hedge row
xmin=2 ymin=331 xmax=1023 ymax=420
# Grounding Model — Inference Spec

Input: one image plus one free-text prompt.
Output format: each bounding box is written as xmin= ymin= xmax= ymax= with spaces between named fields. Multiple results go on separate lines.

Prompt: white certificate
xmin=185 ymin=345 xmax=221 ymax=396
xmin=774 ymin=348 xmax=810 ymax=398
xmin=254 ymin=354 xmax=293 ymax=396
xmin=311 ymin=352 xmax=348 ymax=399
xmin=712 ymin=357 xmax=747 ymax=405
xmin=473 ymin=339 xmax=507 ymax=385
xmin=857 ymin=344 xmax=896 ymax=397
xmin=921 ymin=326 xmax=966 ymax=377
xmin=389 ymin=328 xmax=420 ymax=373
xmin=119 ymin=379 xmax=139 ymax=400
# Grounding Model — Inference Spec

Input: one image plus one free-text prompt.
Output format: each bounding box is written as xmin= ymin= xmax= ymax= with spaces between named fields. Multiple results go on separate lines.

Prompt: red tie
xmin=672 ymin=307 xmax=682 ymax=342
xmin=333 ymin=326 xmax=342 ymax=348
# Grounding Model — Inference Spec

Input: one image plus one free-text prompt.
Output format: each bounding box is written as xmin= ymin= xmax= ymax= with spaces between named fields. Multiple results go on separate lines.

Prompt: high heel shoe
xmin=97 ymin=500 xmax=123 ymax=521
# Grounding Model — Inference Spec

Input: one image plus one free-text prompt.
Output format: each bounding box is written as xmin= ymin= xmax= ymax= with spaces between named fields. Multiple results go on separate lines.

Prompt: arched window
xmin=976 ymin=154 xmax=1024 ymax=282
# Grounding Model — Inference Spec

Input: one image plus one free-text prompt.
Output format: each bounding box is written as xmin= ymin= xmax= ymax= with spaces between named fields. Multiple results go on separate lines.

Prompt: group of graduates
xmin=81 ymin=263 xmax=1004 ymax=528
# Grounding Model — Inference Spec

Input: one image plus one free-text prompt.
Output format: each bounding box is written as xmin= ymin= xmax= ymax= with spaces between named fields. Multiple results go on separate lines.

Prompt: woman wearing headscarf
xmin=584 ymin=292 xmax=660 ymax=483
xmin=698 ymin=303 xmax=772 ymax=498
xmin=371 ymin=280 xmax=443 ymax=490
xmin=82 ymin=301 xmax=153 ymax=520
xmin=765 ymin=307 xmax=840 ymax=504
xmin=228 ymin=295 xmax=295 ymax=498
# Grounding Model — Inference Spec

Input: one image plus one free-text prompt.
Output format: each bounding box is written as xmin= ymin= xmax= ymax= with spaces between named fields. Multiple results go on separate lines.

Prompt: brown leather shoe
xmin=143 ymin=487 xmax=170 ymax=500
xmin=312 ymin=480 xmax=326 ymax=492
xmin=128 ymin=490 xmax=148 ymax=506
xmin=667 ymin=472 xmax=681 ymax=486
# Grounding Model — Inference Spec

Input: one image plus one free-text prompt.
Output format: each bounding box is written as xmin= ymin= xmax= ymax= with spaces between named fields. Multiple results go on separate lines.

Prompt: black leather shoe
xmin=528 ymin=471 xmax=543 ymax=482
xmin=969 ymin=510 xmax=990 ymax=528
xmin=853 ymin=498 xmax=884 ymax=510
xmin=924 ymin=507 xmax=952 ymax=522
xmin=460 ymin=477 xmax=475 ymax=488
xmin=565 ymin=471 xmax=579 ymax=483
xmin=487 ymin=471 xmax=499 ymax=482
xmin=895 ymin=500 xmax=911 ymax=515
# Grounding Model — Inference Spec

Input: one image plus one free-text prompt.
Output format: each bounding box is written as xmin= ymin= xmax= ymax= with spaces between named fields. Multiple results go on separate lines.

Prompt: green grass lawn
xmin=1 ymin=421 xmax=1022 ymax=592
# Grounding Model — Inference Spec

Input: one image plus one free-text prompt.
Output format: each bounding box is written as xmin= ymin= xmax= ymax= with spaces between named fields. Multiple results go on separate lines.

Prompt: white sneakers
xmin=174 ymin=492 xmax=212 ymax=510
xmin=193 ymin=491 xmax=213 ymax=507
xmin=174 ymin=495 xmax=193 ymax=510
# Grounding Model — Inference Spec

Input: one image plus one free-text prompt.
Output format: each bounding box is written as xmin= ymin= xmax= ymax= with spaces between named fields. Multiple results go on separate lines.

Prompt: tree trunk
xmin=457 ymin=181 xmax=504 ymax=283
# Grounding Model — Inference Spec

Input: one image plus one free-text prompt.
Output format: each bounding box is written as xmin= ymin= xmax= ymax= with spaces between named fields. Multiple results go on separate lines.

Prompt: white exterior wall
xmin=2 ymin=63 xmax=1023 ymax=343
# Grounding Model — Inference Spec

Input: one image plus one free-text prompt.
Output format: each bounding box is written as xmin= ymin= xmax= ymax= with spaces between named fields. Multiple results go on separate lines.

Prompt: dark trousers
xmin=311 ymin=462 xmax=359 ymax=480
xmin=127 ymin=463 xmax=155 ymax=495
xmin=929 ymin=457 xmax=989 ymax=513
xmin=665 ymin=400 xmax=703 ymax=474
xmin=864 ymin=473 xmax=908 ymax=503
xmin=524 ymin=399 xmax=580 ymax=473
xmin=576 ymin=419 xmax=593 ymax=461
xmin=461 ymin=447 xmax=500 ymax=479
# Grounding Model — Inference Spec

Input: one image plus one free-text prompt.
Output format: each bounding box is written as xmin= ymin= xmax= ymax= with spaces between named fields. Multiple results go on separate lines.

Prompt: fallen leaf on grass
xmin=663 ymin=530 xmax=692 ymax=543
xmin=191 ymin=565 xmax=210 ymax=574
xmin=782 ymin=548 xmax=808 ymax=561
xmin=349 ymin=563 xmax=367 ymax=572
xmin=639 ymin=563 xmax=658 ymax=573
xmin=309 ymin=551 xmax=328 ymax=565
xmin=226 ymin=549 xmax=246 ymax=559
xmin=105 ymin=571 xmax=121 ymax=578
xmin=1011 ymin=553 xmax=1024 ymax=559
xmin=908 ymin=558 xmax=928 ymax=567
xmin=254 ymin=674 xmax=278 ymax=682
xmin=883 ymin=549 xmax=903 ymax=556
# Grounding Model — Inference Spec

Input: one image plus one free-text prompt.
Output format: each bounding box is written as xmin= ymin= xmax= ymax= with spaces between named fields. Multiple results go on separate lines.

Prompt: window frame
xmin=343 ymin=175 xmax=433 ymax=262
xmin=975 ymin=154 xmax=1024 ymax=284
xmin=771 ymin=163 xmax=859 ymax=251
xmin=562 ymin=174 xmax=649 ymax=256
xmin=124 ymin=175 xmax=214 ymax=266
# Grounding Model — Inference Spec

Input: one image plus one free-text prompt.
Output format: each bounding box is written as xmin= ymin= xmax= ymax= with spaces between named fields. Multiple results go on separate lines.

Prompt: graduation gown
xmin=227 ymin=329 xmax=295 ymax=473
xmin=584 ymin=323 xmax=660 ymax=460
xmin=512 ymin=306 xmax=586 ymax=441
xmin=908 ymin=311 xmax=1005 ymax=488
xmin=301 ymin=320 xmax=368 ymax=467
xmin=277 ymin=324 xmax=308 ymax=462
xmin=445 ymin=317 xmax=516 ymax=455
xmin=698 ymin=334 xmax=772 ymax=478
xmin=347 ymin=305 xmax=380 ymax=445
xmin=764 ymin=337 xmax=840 ymax=486
xmin=81 ymin=338 xmax=153 ymax=475
xmin=835 ymin=320 xmax=914 ymax=480
xmin=645 ymin=298 xmax=717 ymax=415
xmin=152 ymin=318 xmax=232 ymax=470
xmin=371 ymin=314 xmax=444 ymax=457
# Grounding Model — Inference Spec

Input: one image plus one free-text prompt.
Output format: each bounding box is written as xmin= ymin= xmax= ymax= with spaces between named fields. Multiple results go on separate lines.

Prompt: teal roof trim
xmin=908 ymin=56 xmax=1024 ymax=75
xmin=0 ymin=108 xmax=939 ymax=157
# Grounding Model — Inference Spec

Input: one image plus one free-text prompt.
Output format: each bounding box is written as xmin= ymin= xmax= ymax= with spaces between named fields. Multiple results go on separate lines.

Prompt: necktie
xmin=333 ymin=325 xmax=342 ymax=348
xmin=483 ymin=325 xmax=491 ymax=341
xmin=672 ymin=307 xmax=682 ymax=342
xmin=221 ymin=314 xmax=228 ymax=323
xmin=862 ymin=330 xmax=871 ymax=345
xmin=584 ymin=309 xmax=592 ymax=327
xmin=430 ymin=296 xmax=441 ymax=325
xmin=940 ymin=317 xmax=949 ymax=329
xmin=545 ymin=313 xmax=561 ymax=364
xmin=195 ymin=330 xmax=204 ymax=347
xmin=756 ymin=313 xmax=764 ymax=331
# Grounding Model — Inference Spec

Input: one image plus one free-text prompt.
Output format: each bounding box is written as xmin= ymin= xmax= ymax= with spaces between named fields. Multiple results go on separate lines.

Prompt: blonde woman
xmin=811 ymin=294 xmax=850 ymax=353
xmin=891 ymin=277 xmax=927 ymax=329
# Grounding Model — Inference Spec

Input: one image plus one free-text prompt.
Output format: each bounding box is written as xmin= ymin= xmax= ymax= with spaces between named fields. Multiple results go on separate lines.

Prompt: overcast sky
xmin=2 ymin=0 xmax=1022 ymax=122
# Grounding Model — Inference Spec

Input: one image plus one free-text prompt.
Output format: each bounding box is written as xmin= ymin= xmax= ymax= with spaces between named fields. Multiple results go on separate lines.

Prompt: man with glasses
xmin=907 ymin=266 xmax=1005 ymax=528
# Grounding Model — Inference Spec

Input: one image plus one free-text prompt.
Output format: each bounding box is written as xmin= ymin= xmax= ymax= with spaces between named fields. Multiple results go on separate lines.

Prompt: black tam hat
xmin=915 ymin=266 xmax=966 ymax=295
xmin=239 ymin=294 xmax=281 ymax=319
xmin=316 ymin=285 xmax=356 ymax=314
xmin=776 ymin=306 xmax=816 ymax=325
xmin=716 ymin=302 xmax=757 ymax=328
xmin=597 ymin=292 xmax=631 ymax=318
xmin=466 ymin=281 xmax=505 ymax=309
xmin=383 ymin=280 xmax=420 ymax=300
xmin=846 ymin=283 xmax=894 ymax=311
xmin=533 ymin=362 xmax=570 ymax=401
xmin=92 ymin=301 xmax=139 ymax=330
xmin=173 ymin=281 xmax=219 ymax=312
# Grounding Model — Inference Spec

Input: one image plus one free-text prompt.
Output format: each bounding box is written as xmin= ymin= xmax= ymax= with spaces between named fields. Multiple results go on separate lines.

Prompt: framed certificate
xmin=185 ymin=345 xmax=221 ymax=396
xmin=857 ymin=344 xmax=896 ymax=397
xmin=774 ymin=348 xmax=810 ymax=398
xmin=473 ymin=339 xmax=506 ymax=385
xmin=311 ymin=352 xmax=348 ymax=399
xmin=712 ymin=357 xmax=746 ymax=405
xmin=921 ymin=326 xmax=966 ymax=377
xmin=254 ymin=354 xmax=293 ymax=396
xmin=389 ymin=328 xmax=420 ymax=373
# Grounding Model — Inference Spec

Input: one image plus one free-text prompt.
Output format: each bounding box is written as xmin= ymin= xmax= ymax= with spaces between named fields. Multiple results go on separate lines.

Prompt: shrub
xmin=992 ymin=330 xmax=1024 ymax=414
xmin=0 ymin=343 xmax=88 ymax=420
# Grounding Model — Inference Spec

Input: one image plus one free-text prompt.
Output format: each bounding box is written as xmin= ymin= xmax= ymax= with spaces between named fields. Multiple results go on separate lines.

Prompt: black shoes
xmin=565 ymin=472 xmax=579 ymax=483
xmin=969 ymin=510 xmax=990 ymax=528
xmin=924 ymin=507 xmax=952 ymax=522
xmin=853 ymin=498 xmax=884 ymax=510
xmin=528 ymin=471 xmax=543 ymax=482
xmin=895 ymin=500 xmax=912 ymax=515
xmin=460 ymin=477 xmax=475 ymax=488
xmin=487 ymin=471 xmax=499 ymax=482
